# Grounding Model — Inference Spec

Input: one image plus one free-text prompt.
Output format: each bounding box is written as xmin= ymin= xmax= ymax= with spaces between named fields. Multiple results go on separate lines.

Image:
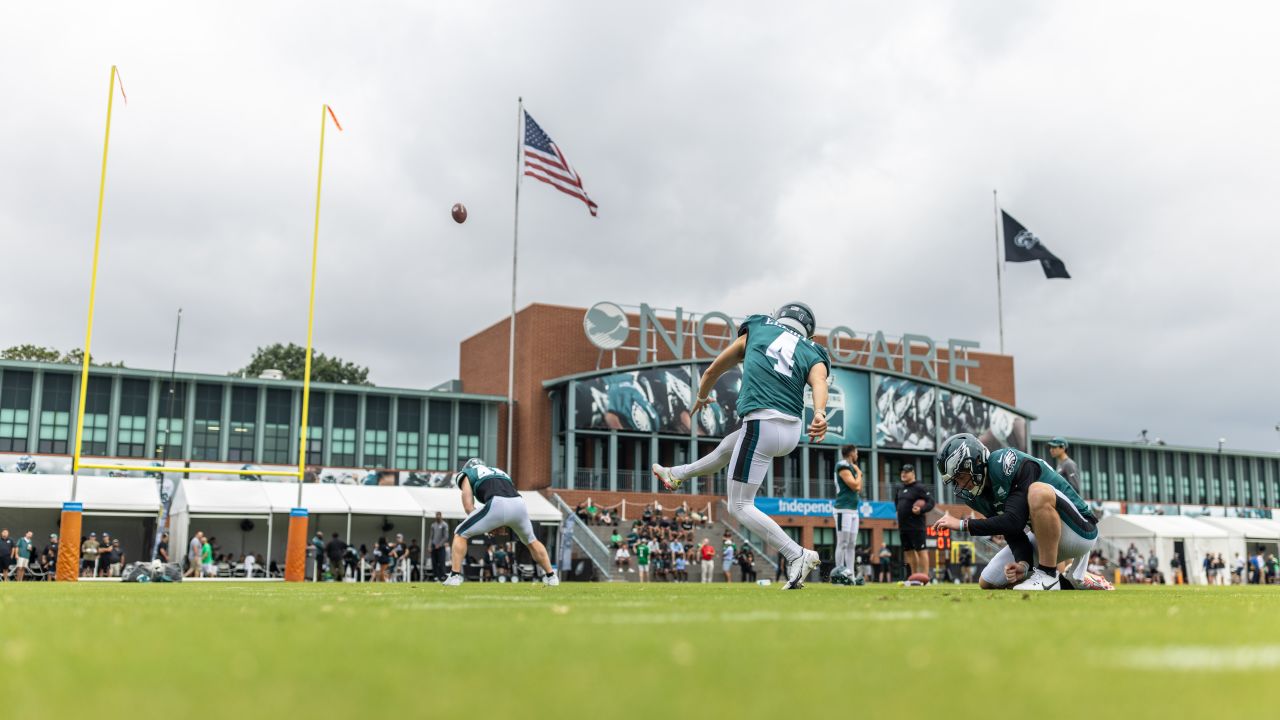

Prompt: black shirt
xmin=0 ymin=538 xmax=13 ymax=559
xmin=156 ymin=540 xmax=169 ymax=561
xmin=326 ymin=538 xmax=346 ymax=562
xmin=895 ymin=482 xmax=936 ymax=530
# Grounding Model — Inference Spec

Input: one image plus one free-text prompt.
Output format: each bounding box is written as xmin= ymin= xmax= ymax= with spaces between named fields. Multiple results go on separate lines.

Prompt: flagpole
xmin=992 ymin=188 xmax=1005 ymax=354
xmin=507 ymin=98 xmax=523 ymax=471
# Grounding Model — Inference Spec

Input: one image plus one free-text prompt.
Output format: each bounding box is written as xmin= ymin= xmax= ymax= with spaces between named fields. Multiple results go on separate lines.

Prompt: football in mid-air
xmin=912 ymin=499 xmax=926 ymax=514
xmin=451 ymin=203 xmax=467 ymax=224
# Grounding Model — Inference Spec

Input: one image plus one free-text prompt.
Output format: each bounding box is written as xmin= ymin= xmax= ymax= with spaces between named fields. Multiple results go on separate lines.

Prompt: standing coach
xmin=894 ymin=464 xmax=935 ymax=579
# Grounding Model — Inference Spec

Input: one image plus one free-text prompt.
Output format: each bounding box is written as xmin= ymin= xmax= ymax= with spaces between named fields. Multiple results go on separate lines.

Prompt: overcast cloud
xmin=2 ymin=2 xmax=1278 ymax=451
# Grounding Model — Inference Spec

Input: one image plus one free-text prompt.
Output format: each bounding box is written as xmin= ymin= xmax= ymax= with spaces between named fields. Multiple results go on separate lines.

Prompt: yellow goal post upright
xmin=60 ymin=85 xmax=342 ymax=582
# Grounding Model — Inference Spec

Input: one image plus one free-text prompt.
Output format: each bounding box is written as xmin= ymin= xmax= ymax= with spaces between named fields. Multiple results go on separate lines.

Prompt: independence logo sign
xmin=756 ymin=497 xmax=896 ymax=519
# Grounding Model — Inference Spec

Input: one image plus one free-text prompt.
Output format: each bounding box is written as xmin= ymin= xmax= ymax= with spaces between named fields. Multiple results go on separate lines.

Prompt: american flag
xmin=523 ymin=110 xmax=598 ymax=217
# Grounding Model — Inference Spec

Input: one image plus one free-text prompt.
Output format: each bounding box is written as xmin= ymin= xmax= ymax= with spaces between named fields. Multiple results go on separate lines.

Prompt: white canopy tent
xmin=169 ymin=480 xmax=274 ymax=573
xmin=0 ymin=473 xmax=161 ymax=571
xmin=1194 ymin=517 xmax=1280 ymax=562
xmin=1098 ymin=514 xmax=1231 ymax=584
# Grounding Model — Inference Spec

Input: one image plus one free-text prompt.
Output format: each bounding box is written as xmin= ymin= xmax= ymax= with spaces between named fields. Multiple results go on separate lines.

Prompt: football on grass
xmin=451 ymin=203 xmax=467 ymax=223
xmin=912 ymin=499 xmax=926 ymax=513
xmin=906 ymin=572 xmax=931 ymax=585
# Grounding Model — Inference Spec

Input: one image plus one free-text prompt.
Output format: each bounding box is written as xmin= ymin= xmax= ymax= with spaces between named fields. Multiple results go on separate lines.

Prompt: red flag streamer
xmin=326 ymin=105 xmax=342 ymax=131
xmin=114 ymin=66 xmax=128 ymax=105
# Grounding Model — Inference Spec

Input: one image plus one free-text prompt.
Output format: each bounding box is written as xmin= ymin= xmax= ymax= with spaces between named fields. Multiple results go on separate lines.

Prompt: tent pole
xmin=266 ymin=513 xmax=273 ymax=577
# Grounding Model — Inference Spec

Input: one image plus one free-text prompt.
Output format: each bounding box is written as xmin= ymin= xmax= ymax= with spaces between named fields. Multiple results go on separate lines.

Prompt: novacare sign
xmin=584 ymin=301 xmax=983 ymax=393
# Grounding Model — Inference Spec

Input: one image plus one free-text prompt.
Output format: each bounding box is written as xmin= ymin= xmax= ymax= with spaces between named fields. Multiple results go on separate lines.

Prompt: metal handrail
xmin=550 ymin=493 xmax=615 ymax=581
xmin=715 ymin=500 xmax=780 ymax=573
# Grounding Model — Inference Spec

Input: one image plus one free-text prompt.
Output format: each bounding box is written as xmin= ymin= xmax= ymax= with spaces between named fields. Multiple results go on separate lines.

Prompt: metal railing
xmin=550 ymin=493 xmax=615 ymax=581
xmin=715 ymin=500 xmax=780 ymax=574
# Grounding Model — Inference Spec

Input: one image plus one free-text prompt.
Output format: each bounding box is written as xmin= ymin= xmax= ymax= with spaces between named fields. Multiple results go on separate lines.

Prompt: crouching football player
xmin=443 ymin=459 xmax=558 ymax=587
xmin=932 ymin=433 xmax=1098 ymax=591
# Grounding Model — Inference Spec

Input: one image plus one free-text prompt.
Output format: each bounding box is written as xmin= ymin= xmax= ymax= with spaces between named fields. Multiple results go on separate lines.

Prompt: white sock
xmin=727 ymin=480 xmax=802 ymax=564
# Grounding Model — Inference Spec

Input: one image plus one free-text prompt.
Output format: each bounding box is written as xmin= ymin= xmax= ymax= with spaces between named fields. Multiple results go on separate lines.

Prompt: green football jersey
xmin=966 ymin=448 xmax=1093 ymax=535
xmin=636 ymin=544 xmax=651 ymax=564
xmin=458 ymin=464 xmax=519 ymax=503
xmin=735 ymin=314 xmax=831 ymax=419
xmin=834 ymin=460 xmax=861 ymax=509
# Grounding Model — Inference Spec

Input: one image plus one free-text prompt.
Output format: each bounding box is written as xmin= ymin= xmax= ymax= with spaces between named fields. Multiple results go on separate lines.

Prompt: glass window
xmin=331 ymin=393 xmax=357 ymax=466
xmin=0 ymin=370 xmax=34 ymax=452
xmin=813 ymin=526 xmax=836 ymax=565
xmin=81 ymin=376 xmax=112 ymax=456
xmin=262 ymin=388 xmax=292 ymax=465
xmin=1078 ymin=446 xmax=1092 ymax=499
xmin=457 ymin=402 xmax=482 ymax=463
xmin=1195 ymin=455 xmax=1207 ymax=504
xmin=395 ymin=398 xmax=421 ymax=470
xmin=227 ymin=386 xmax=257 ymax=462
xmin=363 ymin=396 xmax=390 ymax=467
xmin=38 ymin=373 xmax=73 ymax=454
xmin=303 ymin=393 xmax=325 ymax=465
xmin=1243 ymin=459 xmax=1254 ymax=507
xmin=1095 ymin=448 xmax=1109 ymax=501
xmin=192 ymin=384 xmax=223 ymax=461
xmin=426 ymin=401 xmax=451 ymax=470
xmin=115 ymin=378 xmax=149 ymax=458
xmin=155 ymin=380 xmax=187 ymax=460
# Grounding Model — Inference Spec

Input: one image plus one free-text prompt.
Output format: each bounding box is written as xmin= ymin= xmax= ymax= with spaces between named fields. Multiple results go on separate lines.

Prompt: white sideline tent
xmin=169 ymin=480 xmax=274 ymax=572
xmin=262 ymin=483 xmax=351 ymax=566
xmin=1194 ymin=517 xmax=1280 ymax=561
xmin=1098 ymin=514 xmax=1231 ymax=584
xmin=0 ymin=473 xmax=160 ymax=564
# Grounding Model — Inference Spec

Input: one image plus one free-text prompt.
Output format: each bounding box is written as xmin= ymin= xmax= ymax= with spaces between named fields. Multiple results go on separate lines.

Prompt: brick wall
xmin=461 ymin=303 xmax=1017 ymax=491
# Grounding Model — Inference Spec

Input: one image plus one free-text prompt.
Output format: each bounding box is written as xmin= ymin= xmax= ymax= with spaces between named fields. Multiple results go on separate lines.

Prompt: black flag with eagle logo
xmin=1001 ymin=211 xmax=1070 ymax=279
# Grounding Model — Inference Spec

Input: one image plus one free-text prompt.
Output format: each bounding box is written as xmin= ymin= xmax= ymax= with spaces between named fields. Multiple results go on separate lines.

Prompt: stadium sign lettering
xmin=584 ymin=302 xmax=982 ymax=393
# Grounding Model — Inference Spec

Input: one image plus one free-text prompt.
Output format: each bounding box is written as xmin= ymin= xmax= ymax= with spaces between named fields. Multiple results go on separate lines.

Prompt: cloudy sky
xmin=2 ymin=2 xmax=1278 ymax=451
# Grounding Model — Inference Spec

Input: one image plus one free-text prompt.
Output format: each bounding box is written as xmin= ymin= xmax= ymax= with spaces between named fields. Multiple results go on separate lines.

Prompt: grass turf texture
xmin=3 ymin=583 xmax=1278 ymax=719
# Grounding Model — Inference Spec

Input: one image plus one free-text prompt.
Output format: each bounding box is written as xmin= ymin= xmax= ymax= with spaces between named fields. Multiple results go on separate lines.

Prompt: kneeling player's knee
xmin=1028 ymin=483 xmax=1056 ymax=508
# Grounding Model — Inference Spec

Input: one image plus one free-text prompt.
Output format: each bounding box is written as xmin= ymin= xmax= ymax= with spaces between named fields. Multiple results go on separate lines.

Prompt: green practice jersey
xmin=967 ymin=448 xmax=1094 ymax=536
xmin=636 ymin=544 xmax=651 ymax=565
xmin=834 ymin=460 xmax=861 ymax=509
xmin=458 ymin=464 xmax=519 ymax=504
xmin=735 ymin=315 xmax=831 ymax=419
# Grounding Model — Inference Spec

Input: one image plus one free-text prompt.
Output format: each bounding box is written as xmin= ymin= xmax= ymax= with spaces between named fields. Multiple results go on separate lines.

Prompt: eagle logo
xmin=1013 ymin=230 xmax=1040 ymax=250
xmin=1001 ymin=451 xmax=1017 ymax=475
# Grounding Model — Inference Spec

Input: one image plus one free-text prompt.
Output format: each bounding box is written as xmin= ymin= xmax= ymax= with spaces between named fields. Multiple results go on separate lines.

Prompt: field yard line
xmin=1116 ymin=645 xmax=1280 ymax=672
xmin=588 ymin=610 xmax=937 ymax=625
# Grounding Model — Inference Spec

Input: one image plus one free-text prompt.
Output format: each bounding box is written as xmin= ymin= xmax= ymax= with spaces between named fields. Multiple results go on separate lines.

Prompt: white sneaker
xmin=442 ymin=573 xmax=464 ymax=587
xmin=1012 ymin=568 xmax=1061 ymax=591
xmin=783 ymin=549 xmax=821 ymax=590
xmin=652 ymin=463 xmax=682 ymax=491
xmin=542 ymin=573 xmax=560 ymax=587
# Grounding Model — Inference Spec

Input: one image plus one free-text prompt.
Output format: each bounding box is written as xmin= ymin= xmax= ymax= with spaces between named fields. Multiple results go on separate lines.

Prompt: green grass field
xmin=3 ymin=582 xmax=1278 ymax=719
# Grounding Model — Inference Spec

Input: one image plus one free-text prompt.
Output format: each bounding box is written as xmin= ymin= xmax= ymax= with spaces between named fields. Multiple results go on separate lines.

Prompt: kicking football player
xmin=833 ymin=445 xmax=863 ymax=572
xmin=651 ymin=302 xmax=829 ymax=589
xmin=932 ymin=433 xmax=1098 ymax=591
xmin=443 ymin=459 xmax=558 ymax=587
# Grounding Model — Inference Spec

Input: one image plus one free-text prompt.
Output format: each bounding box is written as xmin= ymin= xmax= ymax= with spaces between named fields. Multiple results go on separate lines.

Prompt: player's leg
xmin=1026 ymin=483 xmax=1061 ymax=572
xmin=446 ymin=500 xmax=503 ymax=585
xmin=654 ymin=428 xmax=741 ymax=489
xmin=833 ymin=510 xmax=849 ymax=569
xmin=505 ymin=499 xmax=558 ymax=584
xmin=977 ymin=540 xmax=1026 ymax=589
xmin=844 ymin=514 xmax=860 ymax=570
xmin=724 ymin=418 xmax=817 ymax=589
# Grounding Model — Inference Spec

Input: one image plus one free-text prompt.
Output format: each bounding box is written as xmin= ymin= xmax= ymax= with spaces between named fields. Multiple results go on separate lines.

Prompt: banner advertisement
xmin=875 ymin=377 xmax=937 ymax=450
xmin=1226 ymin=507 xmax=1273 ymax=519
xmin=574 ymin=365 xmax=736 ymax=436
xmin=1178 ymin=505 xmax=1227 ymax=518
xmin=937 ymin=391 xmax=1029 ymax=452
xmin=1128 ymin=503 xmax=1179 ymax=516
xmin=755 ymin=496 xmax=895 ymax=520
xmin=804 ymin=368 xmax=871 ymax=447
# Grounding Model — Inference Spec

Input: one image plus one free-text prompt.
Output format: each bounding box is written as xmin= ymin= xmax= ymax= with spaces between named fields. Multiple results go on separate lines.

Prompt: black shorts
xmin=901 ymin=528 xmax=927 ymax=551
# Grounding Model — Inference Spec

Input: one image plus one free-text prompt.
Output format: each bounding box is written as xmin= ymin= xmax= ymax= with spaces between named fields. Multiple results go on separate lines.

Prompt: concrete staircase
xmin=576 ymin=520 xmax=778 ymax=583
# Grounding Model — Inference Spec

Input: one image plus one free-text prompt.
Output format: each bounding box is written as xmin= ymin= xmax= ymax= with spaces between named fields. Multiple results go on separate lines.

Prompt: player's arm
xmin=459 ymin=476 xmax=475 ymax=515
xmin=691 ymin=334 xmax=747 ymax=414
xmin=838 ymin=467 xmax=861 ymax=493
xmin=806 ymin=362 xmax=829 ymax=441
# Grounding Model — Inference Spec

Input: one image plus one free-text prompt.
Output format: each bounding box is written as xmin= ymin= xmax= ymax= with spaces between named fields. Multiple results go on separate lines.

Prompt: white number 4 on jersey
xmin=765 ymin=333 xmax=799 ymax=377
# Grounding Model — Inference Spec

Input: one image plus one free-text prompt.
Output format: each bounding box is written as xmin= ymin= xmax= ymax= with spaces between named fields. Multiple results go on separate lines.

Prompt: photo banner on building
xmin=874 ymin=377 xmax=937 ymax=450
xmin=574 ymin=366 xmax=736 ymax=436
xmin=803 ymin=368 xmax=871 ymax=447
xmin=937 ymin=390 xmax=1029 ymax=452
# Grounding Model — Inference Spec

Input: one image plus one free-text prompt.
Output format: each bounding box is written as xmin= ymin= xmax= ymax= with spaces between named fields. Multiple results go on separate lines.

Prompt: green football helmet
xmin=937 ymin=433 xmax=989 ymax=501
xmin=829 ymin=565 xmax=862 ymax=586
